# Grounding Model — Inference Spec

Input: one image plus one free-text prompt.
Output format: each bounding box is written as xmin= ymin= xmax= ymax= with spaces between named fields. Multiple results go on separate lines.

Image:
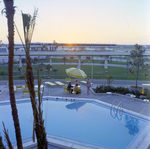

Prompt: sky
xmin=0 ymin=0 xmax=150 ymax=45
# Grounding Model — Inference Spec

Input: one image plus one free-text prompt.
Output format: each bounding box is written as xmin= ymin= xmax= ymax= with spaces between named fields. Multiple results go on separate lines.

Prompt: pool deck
xmin=0 ymin=79 xmax=150 ymax=149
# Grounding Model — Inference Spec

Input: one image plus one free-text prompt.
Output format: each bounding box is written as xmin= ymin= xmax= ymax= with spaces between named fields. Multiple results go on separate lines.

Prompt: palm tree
xmin=20 ymin=9 xmax=47 ymax=148
xmin=0 ymin=136 xmax=5 ymax=149
xmin=3 ymin=0 xmax=23 ymax=148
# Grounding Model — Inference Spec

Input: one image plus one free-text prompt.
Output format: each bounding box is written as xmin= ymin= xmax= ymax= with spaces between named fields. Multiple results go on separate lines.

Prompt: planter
xmin=129 ymin=86 xmax=142 ymax=94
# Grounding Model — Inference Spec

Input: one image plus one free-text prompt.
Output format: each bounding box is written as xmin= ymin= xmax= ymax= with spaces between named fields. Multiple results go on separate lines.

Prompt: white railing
xmin=117 ymin=101 xmax=123 ymax=113
xmin=110 ymin=99 xmax=123 ymax=120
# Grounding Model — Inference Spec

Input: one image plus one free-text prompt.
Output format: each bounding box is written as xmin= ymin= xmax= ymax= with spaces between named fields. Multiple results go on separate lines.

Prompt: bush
xmin=94 ymin=85 xmax=129 ymax=95
xmin=131 ymin=90 xmax=141 ymax=98
xmin=93 ymin=85 xmax=150 ymax=100
xmin=94 ymin=85 xmax=118 ymax=93
xmin=113 ymin=86 xmax=129 ymax=95
xmin=146 ymin=90 xmax=150 ymax=100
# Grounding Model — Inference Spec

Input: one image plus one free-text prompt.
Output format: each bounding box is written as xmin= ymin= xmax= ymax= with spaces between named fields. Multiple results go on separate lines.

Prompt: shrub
xmin=94 ymin=85 xmax=129 ymax=95
xmin=93 ymin=85 xmax=150 ymax=100
xmin=113 ymin=86 xmax=129 ymax=95
xmin=133 ymin=90 xmax=141 ymax=98
xmin=146 ymin=90 xmax=150 ymax=100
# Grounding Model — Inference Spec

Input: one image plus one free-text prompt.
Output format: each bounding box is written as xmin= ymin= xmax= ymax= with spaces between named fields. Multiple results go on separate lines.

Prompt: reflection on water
xmin=66 ymin=102 xmax=86 ymax=111
xmin=124 ymin=115 xmax=140 ymax=136
xmin=110 ymin=108 xmax=140 ymax=136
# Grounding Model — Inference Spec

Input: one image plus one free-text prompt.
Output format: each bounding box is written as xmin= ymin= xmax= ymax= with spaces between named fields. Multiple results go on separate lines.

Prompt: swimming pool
xmin=0 ymin=97 xmax=150 ymax=149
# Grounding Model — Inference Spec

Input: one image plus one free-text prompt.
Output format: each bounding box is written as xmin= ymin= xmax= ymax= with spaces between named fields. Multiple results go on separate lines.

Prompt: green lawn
xmin=0 ymin=55 xmax=149 ymax=81
xmin=0 ymin=63 xmax=149 ymax=81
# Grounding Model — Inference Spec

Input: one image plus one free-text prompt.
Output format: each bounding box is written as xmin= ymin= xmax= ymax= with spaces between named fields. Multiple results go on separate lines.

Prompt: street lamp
xmin=105 ymin=71 xmax=107 ymax=84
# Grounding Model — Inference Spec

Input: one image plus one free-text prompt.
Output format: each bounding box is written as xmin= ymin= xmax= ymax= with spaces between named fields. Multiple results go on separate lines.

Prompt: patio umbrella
xmin=66 ymin=67 xmax=87 ymax=79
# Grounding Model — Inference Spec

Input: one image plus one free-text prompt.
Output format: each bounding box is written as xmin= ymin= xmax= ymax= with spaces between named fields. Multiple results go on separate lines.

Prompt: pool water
xmin=0 ymin=99 xmax=149 ymax=149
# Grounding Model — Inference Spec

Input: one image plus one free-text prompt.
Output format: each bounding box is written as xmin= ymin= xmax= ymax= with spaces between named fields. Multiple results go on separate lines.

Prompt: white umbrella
xmin=66 ymin=67 xmax=87 ymax=79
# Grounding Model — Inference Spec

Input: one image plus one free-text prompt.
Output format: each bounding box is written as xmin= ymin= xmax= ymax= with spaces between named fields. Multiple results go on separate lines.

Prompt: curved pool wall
xmin=0 ymin=96 xmax=150 ymax=149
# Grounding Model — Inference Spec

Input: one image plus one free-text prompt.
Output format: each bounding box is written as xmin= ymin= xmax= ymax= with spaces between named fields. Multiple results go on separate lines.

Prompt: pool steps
xmin=110 ymin=99 xmax=124 ymax=120
xmin=111 ymin=99 xmax=123 ymax=112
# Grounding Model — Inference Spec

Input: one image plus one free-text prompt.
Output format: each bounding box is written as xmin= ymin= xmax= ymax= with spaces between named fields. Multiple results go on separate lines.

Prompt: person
xmin=86 ymin=78 xmax=91 ymax=95
xmin=74 ymin=81 xmax=81 ymax=94
xmin=67 ymin=82 xmax=73 ymax=94
xmin=75 ymin=80 xmax=78 ymax=86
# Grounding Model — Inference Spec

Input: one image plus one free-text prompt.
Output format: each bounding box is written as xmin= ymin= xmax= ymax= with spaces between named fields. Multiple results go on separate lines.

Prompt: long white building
xmin=0 ymin=43 xmax=149 ymax=69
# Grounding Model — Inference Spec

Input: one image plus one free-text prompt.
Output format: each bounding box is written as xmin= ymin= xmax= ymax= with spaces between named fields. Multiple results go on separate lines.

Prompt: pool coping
xmin=1 ymin=96 xmax=150 ymax=149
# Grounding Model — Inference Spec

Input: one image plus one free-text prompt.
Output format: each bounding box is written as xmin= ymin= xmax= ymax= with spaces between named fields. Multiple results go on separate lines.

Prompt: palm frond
xmin=2 ymin=122 xmax=13 ymax=149
xmin=22 ymin=8 xmax=38 ymax=53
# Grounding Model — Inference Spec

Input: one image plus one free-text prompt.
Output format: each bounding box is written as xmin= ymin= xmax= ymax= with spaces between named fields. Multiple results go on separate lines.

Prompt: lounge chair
xmin=13 ymin=86 xmax=16 ymax=92
xmin=22 ymin=85 xmax=28 ymax=90
xmin=55 ymin=81 xmax=65 ymax=86
xmin=22 ymin=89 xmax=38 ymax=97
xmin=80 ymin=81 xmax=93 ymax=86
xmin=63 ymin=84 xmax=69 ymax=93
xmin=142 ymin=84 xmax=150 ymax=89
xmin=66 ymin=78 xmax=71 ymax=83
xmin=16 ymin=86 xmax=23 ymax=91
xmin=45 ymin=82 xmax=56 ymax=87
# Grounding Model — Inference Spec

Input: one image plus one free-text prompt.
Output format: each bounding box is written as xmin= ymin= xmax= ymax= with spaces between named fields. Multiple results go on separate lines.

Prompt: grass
xmin=108 ymin=61 xmax=126 ymax=65
xmin=0 ymin=58 xmax=149 ymax=81
xmin=111 ymin=56 xmax=130 ymax=60
xmin=0 ymin=64 xmax=149 ymax=81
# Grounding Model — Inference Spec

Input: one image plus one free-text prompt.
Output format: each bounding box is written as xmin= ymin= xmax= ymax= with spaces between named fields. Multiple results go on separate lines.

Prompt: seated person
xmin=67 ymin=82 xmax=73 ymax=94
xmin=74 ymin=83 xmax=81 ymax=94
xmin=75 ymin=80 xmax=78 ymax=86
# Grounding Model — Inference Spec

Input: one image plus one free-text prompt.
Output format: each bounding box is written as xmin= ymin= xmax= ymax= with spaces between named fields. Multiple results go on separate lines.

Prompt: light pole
xmin=88 ymin=60 xmax=93 ymax=79
xmin=105 ymin=71 xmax=107 ymax=84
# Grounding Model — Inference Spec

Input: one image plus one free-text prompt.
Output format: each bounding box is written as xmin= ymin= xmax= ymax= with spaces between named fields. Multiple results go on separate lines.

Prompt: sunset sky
xmin=0 ymin=0 xmax=150 ymax=45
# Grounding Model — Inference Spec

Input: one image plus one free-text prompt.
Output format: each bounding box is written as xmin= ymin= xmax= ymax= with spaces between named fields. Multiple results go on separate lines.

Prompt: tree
xmin=0 ymin=71 xmax=6 ymax=80
xmin=106 ymin=74 xmax=113 ymax=86
xmin=62 ymin=56 xmax=67 ymax=65
xmin=34 ymin=57 xmax=38 ymax=62
xmin=39 ymin=63 xmax=45 ymax=78
xmin=41 ymin=43 xmax=48 ymax=51
xmin=143 ymin=63 xmax=150 ymax=77
xmin=53 ymin=69 xmax=58 ymax=79
xmin=15 ymin=9 xmax=47 ymax=148
xmin=21 ymin=58 xmax=26 ymax=65
xmin=2 ymin=0 xmax=23 ymax=148
xmin=127 ymin=44 xmax=146 ymax=88
xmin=53 ymin=40 xmax=58 ymax=50
xmin=22 ymin=9 xmax=47 ymax=148
xmin=46 ymin=64 xmax=52 ymax=76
